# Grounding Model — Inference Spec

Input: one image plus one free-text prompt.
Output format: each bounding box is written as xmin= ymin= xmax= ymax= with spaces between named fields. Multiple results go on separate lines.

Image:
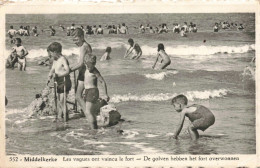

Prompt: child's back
xmin=185 ymin=104 xmax=215 ymax=131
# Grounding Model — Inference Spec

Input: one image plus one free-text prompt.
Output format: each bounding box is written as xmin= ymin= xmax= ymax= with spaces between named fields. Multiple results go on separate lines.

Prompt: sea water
xmin=5 ymin=13 xmax=255 ymax=155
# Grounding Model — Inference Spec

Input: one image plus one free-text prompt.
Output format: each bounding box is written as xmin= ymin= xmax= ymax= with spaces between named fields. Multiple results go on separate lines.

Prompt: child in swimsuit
xmin=12 ymin=38 xmax=29 ymax=71
xmin=47 ymin=42 xmax=71 ymax=122
xmin=124 ymin=38 xmax=142 ymax=60
xmin=83 ymin=54 xmax=109 ymax=129
xmin=171 ymin=95 xmax=215 ymax=140
xmin=152 ymin=43 xmax=171 ymax=70
xmin=100 ymin=47 xmax=112 ymax=61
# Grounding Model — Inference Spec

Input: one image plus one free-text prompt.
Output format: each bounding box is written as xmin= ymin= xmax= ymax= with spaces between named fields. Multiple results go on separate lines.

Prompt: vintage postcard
xmin=0 ymin=0 xmax=259 ymax=167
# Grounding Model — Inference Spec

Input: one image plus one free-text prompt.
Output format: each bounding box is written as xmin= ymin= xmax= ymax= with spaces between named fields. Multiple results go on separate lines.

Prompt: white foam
xmin=144 ymin=70 xmax=178 ymax=80
xmin=110 ymin=89 xmax=229 ymax=103
xmin=145 ymin=134 xmax=159 ymax=138
xmin=141 ymin=44 xmax=255 ymax=56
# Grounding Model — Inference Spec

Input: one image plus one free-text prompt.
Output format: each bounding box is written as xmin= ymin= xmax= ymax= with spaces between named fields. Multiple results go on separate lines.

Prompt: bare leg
xmin=76 ymin=81 xmax=86 ymax=115
xmin=60 ymin=92 xmax=69 ymax=122
xmin=17 ymin=63 xmax=22 ymax=71
xmin=57 ymin=93 xmax=63 ymax=119
xmin=22 ymin=61 xmax=26 ymax=71
xmin=85 ymin=102 xmax=98 ymax=129
xmin=159 ymin=61 xmax=171 ymax=70
xmin=188 ymin=125 xmax=199 ymax=140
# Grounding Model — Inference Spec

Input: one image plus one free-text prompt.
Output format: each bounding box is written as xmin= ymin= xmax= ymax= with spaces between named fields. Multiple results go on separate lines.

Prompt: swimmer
xmin=97 ymin=25 xmax=103 ymax=34
xmin=180 ymin=27 xmax=187 ymax=37
xmin=171 ymin=95 xmax=215 ymax=140
xmin=7 ymin=26 xmax=17 ymax=44
xmin=12 ymin=38 xmax=28 ymax=71
xmin=70 ymin=28 xmax=92 ymax=116
xmin=83 ymin=55 xmax=109 ymax=129
xmin=100 ymin=47 xmax=112 ymax=61
xmin=119 ymin=23 xmax=128 ymax=34
xmin=6 ymin=50 xmax=18 ymax=69
xmin=124 ymin=38 xmax=142 ymax=60
xmin=152 ymin=43 xmax=171 ymax=70
xmin=213 ymin=23 xmax=219 ymax=32
xmin=47 ymin=42 xmax=72 ymax=122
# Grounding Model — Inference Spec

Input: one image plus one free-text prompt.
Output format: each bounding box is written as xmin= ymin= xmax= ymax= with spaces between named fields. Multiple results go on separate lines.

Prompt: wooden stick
xmin=73 ymin=71 xmax=77 ymax=112
xmin=64 ymin=76 xmax=68 ymax=122
xmin=53 ymin=78 xmax=58 ymax=121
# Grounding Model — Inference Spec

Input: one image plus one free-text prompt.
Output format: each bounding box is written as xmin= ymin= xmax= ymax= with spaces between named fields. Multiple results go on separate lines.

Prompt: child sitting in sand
xmin=100 ymin=47 xmax=112 ymax=61
xmin=124 ymin=38 xmax=142 ymax=60
xmin=171 ymin=95 xmax=215 ymax=140
xmin=152 ymin=43 xmax=171 ymax=70
xmin=83 ymin=54 xmax=110 ymax=129
xmin=47 ymin=42 xmax=72 ymax=122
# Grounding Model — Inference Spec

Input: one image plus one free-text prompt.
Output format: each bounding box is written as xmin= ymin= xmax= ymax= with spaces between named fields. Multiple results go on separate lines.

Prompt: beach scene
xmin=5 ymin=13 xmax=255 ymax=155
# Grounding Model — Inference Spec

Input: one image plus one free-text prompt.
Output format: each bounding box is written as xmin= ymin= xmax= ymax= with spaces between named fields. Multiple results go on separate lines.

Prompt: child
xmin=6 ymin=51 xmax=18 ymax=69
xmin=180 ymin=27 xmax=187 ymax=37
xmin=70 ymin=27 xmax=92 ymax=117
xmin=12 ymin=38 xmax=28 ymax=71
xmin=152 ymin=43 xmax=171 ymax=70
xmin=124 ymin=38 xmax=142 ymax=60
xmin=47 ymin=42 xmax=72 ymax=122
xmin=83 ymin=54 xmax=109 ymax=129
xmin=100 ymin=47 xmax=112 ymax=61
xmin=171 ymin=95 xmax=215 ymax=140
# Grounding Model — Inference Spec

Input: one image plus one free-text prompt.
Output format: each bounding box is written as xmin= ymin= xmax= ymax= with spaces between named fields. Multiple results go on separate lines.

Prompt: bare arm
xmin=173 ymin=111 xmax=186 ymax=139
xmin=95 ymin=70 xmax=109 ymax=102
xmin=124 ymin=46 xmax=134 ymax=58
xmin=71 ymin=43 xmax=91 ymax=71
xmin=152 ymin=53 xmax=160 ymax=69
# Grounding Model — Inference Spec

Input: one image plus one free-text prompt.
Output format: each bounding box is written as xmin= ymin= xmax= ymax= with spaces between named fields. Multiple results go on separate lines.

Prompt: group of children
xmin=6 ymin=24 xmax=215 ymax=140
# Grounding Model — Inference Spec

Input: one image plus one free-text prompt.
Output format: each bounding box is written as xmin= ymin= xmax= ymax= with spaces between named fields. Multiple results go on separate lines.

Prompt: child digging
xmin=171 ymin=95 xmax=215 ymax=140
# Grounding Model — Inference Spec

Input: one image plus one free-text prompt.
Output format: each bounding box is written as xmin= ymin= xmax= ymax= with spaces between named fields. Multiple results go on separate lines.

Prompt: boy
xmin=6 ymin=50 xmax=18 ymax=69
xmin=70 ymin=28 xmax=92 ymax=116
xmin=47 ymin=42 xmax=72 ymax=122
xmin=7 ymin=26 xmax=17 ymax=44
xmin=12 ymin=38 xmax=28 ymax=71
xmin=171 ymin=95 xmax=215 ymax=140
xmin=84 ymin=54 xmax=109 ymax=129
xmin=124 ymin=38 xmax=142 ymax=60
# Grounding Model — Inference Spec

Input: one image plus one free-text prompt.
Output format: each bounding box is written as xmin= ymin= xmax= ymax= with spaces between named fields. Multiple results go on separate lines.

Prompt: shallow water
xmin=5 ymin=13 xmax=255 ymax=155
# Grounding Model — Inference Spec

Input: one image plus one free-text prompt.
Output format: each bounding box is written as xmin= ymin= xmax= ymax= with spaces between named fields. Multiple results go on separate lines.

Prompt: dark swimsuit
xmin=56 ymin=56 xmax=72 ymax=93
xmin=186 ymin=104 xmax=215 ymax=131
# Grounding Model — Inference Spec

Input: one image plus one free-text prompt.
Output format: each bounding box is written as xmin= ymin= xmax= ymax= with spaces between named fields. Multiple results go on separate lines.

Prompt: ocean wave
xmin=144 ymin=70 xmax=178 ymax=80
xmin=141 ymin=44 xmax=255 ymax=56
xmin=110 ymin=89 xmax=229 ymax=103
xmin=5 ymin=43 xmax=254 ymax=60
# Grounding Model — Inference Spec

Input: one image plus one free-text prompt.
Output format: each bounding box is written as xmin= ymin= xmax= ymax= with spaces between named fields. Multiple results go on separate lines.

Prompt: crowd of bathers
xmin=7 ymin=21 xmax=246 ymax=43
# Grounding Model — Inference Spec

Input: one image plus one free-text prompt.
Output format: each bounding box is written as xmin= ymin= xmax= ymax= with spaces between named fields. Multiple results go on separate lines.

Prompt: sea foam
xmin=110 ymin=89 xmax=229 ymax=103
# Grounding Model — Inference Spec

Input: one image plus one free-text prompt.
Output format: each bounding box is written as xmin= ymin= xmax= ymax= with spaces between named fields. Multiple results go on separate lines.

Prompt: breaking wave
xmin=110 ymin=89 xmax=229 ymax=103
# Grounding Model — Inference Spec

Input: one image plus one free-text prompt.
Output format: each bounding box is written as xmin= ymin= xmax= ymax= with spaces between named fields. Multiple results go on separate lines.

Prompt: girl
xmin=152 ymin=43 xmax=171 ymax=70
xmin=100 ymin=47 xmax=112 ymax=61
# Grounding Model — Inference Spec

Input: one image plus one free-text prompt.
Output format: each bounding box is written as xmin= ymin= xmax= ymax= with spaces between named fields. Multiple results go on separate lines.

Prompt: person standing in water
xmin=47 ymin=42 xmax=72 ymax=122
xmin=12 ymin=38 xmax=28 ymax=71
xmin=124 ymin=38 xmax=142 ymax=60
xmin=100 ymin=47 xmax=112 ymax=61
xmin=69 ymin=28 xmax=92 ymax=116
xmin=83 ymin=55 xmax=109 ymax=129
xmin=152 ymin=43 xmax=171 ymax=70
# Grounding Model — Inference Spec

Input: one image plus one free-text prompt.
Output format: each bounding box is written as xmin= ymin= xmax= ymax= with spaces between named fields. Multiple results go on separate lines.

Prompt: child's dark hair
xmin=47 ymin=42 xmax=62 ymax=53
xmin=157 ymin=43 xmax=164 ymax=52
xmin=15 ymin=38 xmax=22 ymax=43
xmin=128 ymin=38 xmax=134 ymax=44
xmin=10 ymin=26 xmax=13 ymax=29
xmin=106 ymin=47 xmax=112 ymax=53
xmin=171 ymin=94 xmax=188 ymax=105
